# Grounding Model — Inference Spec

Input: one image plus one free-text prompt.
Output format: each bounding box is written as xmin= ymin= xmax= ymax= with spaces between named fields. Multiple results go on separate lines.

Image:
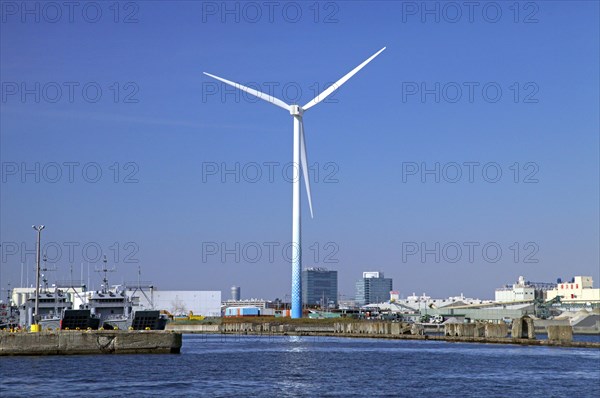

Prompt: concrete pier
xmin=547 ymin=325 xmax=573 ymax=343
xmin=444 ymin=322 xmax=508 ymax=338
xmin=167 ymin=319 xmax=599 ymax=349
xmin=485 ymin=323 xmax=509 ymax=338
xmin=512 ymin=316 xmax=536 ymax=339
xmin=0 ymin=330 xmax=182 ymax=356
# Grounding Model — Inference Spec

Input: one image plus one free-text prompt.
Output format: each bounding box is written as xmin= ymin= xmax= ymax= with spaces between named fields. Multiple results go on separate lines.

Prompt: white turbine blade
xmin=300 ymin=120 xmax=314 ymax=219
xmin=203 ymin=72 xmax=290 ymax=111
xmin=303 ymin=47 xmax=386 ymax=111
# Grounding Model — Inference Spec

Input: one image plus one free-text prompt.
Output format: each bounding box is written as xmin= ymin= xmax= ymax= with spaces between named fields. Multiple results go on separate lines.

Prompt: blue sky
xmin=1 ymin=1 xmax=598 ymax=301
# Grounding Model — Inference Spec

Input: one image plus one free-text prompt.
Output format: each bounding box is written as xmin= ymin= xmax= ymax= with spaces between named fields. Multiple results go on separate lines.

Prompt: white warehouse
xmin=133 ymin=290 xmax=222 ymax=317
xmin=495 ymin=276 xmax=535 ymax=302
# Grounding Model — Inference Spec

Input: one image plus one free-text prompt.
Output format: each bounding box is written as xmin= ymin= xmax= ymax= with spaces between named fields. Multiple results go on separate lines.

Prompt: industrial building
xmin=370 ymin=295 xmax=533 ymax=323
xmin=133 ymin=290 xmax=221 ymax=317
xmin=495 ymin=276 xmax=536 ymax=302
xmin=222 ymin=299 xmax=271 ymax=309
xmin=302 ymin=267 xmax=338 ymax=307
xmin=546 ymin=276 xmax=600 ymax=307
xmin=396 ymin=293 xmax=492 ymax=310
xmin=495 ymin=276 xmax=557 ymax=302
xmin=355 ymin=272 xmax=392 ymax=306
xmin=425 ymin=302 xmax=536 ymax=322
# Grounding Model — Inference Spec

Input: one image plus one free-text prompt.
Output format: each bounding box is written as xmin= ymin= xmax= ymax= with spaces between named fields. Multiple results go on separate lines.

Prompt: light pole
xmin=32 ymin=225 xmax=45 ymax=329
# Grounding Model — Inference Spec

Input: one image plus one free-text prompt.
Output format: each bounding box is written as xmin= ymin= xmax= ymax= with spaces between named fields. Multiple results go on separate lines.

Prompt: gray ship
xmin=81 ymin=260 xmax=167 ymax=330
xmin=0 ymin=303 xmax=18 ymax=330
xmin=19 ymin=288 xmax=72 ymax=329
xmin=13 ymin=259 xmax=166 ymax=331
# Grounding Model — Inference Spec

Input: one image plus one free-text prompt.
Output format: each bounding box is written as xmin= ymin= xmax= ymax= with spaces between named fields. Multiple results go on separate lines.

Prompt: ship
xmin=81 ymin=258 xmax=167 ymax=330
xmin=19 ymin=287 xmax=75 ymax=330
xmin=82 ymin=285 xmax=167 ymax=330
xmin=0 ymin=302 xmax=18 ymax=330
xmin=13 ymin=258 xmax=167 ymax=331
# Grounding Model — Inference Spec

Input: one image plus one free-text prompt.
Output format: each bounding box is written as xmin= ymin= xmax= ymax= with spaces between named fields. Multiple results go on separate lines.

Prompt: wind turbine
xmin=204 ymin=47 xmax=386 ymax=318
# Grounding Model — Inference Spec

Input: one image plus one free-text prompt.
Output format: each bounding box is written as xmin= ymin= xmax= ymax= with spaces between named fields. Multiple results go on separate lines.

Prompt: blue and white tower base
xmin=291 ymin=112 xmax=302 ymax=318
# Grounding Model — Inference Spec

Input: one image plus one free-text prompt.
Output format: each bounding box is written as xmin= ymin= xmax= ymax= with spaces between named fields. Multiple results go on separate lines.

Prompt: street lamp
xmin=32 ymin=224 xmax=45 ymax=330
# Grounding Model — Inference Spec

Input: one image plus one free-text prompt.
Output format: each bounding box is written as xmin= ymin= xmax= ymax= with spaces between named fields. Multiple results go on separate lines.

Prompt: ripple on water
xmin=1 ymin=335 xmax=598 ymax=397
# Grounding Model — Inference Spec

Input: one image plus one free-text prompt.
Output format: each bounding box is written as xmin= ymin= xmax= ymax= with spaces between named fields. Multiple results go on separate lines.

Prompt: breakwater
xmin=166 ymin=320 xmax=599 ymax=349
xmin=0 ymin=330 xmax=182 ymax=356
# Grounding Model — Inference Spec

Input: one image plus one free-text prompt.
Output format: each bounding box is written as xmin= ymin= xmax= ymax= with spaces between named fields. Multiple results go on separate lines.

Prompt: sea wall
xmin=546 ymin=325 xmax=573 ymax=343
xmin=0 ymin=330 xmax=182 ymax=356
xmin=333 ymin=322 xmax=412 ymax=335
xmin=167 ymin=324 xmax=220 ymax=333
xmin=444 ymin=323 xmax=509 ymax=338
xmin=485 ymin=323 xmax=509 ymax=338
xmin=159 ymin=320 xmax=598 ymax=348
xmin=212 ymin=321 xmax=597 ymax=348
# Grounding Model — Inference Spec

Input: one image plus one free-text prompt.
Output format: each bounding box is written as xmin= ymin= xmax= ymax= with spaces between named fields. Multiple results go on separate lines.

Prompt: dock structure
xmin=166 ymin=319 xmax=600 ymax=349
xmin=0 ymin=330 xmax=182 ymax=356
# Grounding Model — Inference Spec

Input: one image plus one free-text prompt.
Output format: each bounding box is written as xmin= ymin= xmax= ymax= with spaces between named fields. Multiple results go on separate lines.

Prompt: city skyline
xmin=3 ymin=247 xmax=595 ymax=303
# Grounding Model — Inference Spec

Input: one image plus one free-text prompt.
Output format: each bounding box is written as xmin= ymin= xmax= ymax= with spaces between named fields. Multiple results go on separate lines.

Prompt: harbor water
xmin=1 ymin=335 xmax=599 ymax=397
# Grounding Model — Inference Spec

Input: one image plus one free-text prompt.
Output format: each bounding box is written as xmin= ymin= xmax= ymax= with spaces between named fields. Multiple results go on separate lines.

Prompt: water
xmin=1 ymin=335 xmax=599 ymax=397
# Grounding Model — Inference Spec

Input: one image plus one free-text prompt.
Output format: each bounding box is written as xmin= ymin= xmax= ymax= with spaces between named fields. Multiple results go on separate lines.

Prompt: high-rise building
xmin=302 ymin=267 xmax=338 ymax=307
xmin=355 ymin=271 xmax=393 ymax=306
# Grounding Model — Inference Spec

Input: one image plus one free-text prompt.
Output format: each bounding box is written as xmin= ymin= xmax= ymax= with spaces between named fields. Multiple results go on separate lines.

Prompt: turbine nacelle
xmin=289 ymin=105 xmax=303 ymax=116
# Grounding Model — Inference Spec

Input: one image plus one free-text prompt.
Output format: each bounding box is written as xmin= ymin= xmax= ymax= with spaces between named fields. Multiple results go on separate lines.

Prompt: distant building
xmin=399 ymin=293 xmax=492 ymax=311
xmin=338 ymin=299 xmax=357 ymax=309
xmin=495 ymin=276 xmax=536 ymax=302
xmin=355 ymin=271 xmax=392 ymax=306
xmin=546 ymin=276 xmax=600 ymax=305
xmin=224 ymin=306 xmax=260 ymax=317
xmin=223 ymin=299 xmax=272 ymax=309
xmin=302 ymin=267 xmax=338 ymax=307
xmin=133 ymin=290 xmax=221 ymax=317
xmin=495 ymin=276 xmax=558 ymax=302
xmin=231 ymin=286 xmax=241 ymax=301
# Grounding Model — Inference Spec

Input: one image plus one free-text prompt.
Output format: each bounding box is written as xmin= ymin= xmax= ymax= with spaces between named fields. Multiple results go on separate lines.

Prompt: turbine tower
xmin=204 ymin=47 xmax=385 ymax=318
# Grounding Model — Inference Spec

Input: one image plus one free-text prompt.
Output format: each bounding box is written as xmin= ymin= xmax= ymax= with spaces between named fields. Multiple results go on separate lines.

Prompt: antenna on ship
xmin=138 ymin=265 xmax=143 ymax=289
xmin=6 ymin=281 xmax=11 ymax=305
xmin=95 ymin=255 xmax=116 ymax=294
xmin=59 ymin=263 xmax=86 ymax=305
xmin=40 ymin=253 xmax=57 ymax=293
xmin=125 ymin=266 xmax=155 ymax=309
